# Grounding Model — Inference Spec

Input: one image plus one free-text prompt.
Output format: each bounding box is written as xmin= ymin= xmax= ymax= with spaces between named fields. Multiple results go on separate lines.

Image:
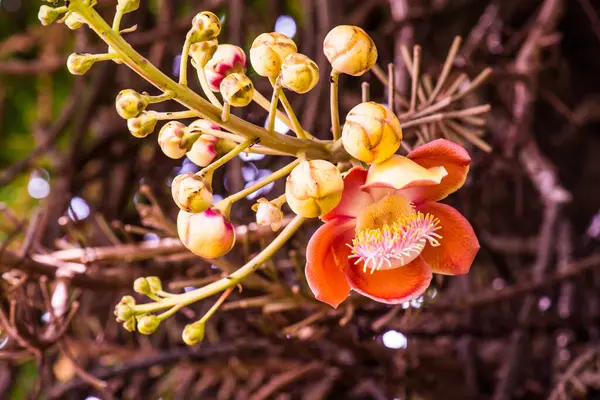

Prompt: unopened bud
xmin=186 ymin=119 xmax=220 ymax=166
xmin=188 ymin=11 xmax=221 ymax=43
xmin=341 ymin=102 xmax=402 ymax=164
xmin=252 ymin=198 xmax=284 ymax=231
xmin=117 ymin=0 xmax=140 ymax=14
xmin=116 ymin=89 xmax=149 ymax=119
xmin=133 ymin=276 xmax=163 ymax=296
xmin=281 ymin=53 xmax=319 ymax=94
xmin=137 ymin=315 xmax=160 ymax=335
xmin=122 ymin=318 xmax=136 ymax=332
xmin=114 ymin=295 xmax=136 ymax=322
xmin=65 ymin=12 xmax=85 ymax=30
xmin=285 ymin=160 xmax=343 ymax=218
xmin=220 ymin=73 xmax=254 ymax=107
xmin=204 ymin=45 xmax=246 ymax=91
xmin=177 ymin=209 xmax=236 ymax=259
xmin=66 ymin=53 xmax=95 ymax=75
xmin=250 ymin=32 xmax=297 ymax=78
xmin=324 ymin=25 xmax=378 ymax=76
xmin=127 ymin=112 xmax=158 ymax=138
xmin=182 ymin=321 xmax=205 ymax=345
xmin=158 ymin=121 xmax=187 ymax=159
xmin=190 ymin=39 xmax=218 ymax=68
xmin=171 ymin=172 xmax=213 ymax=213
xmin=38 ymin=5 xmax=63 ymax=26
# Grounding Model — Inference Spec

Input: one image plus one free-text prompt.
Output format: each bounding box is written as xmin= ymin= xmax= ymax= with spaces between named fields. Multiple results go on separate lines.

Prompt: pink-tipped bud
xmin=158 ymin=121 xmax=187 ymax=159
xmin=204 ymin=44 xmax=246 ymax=92
xmin=177 ymin=209 xmax=236 ymax=259
xmin=186 ymin=119 xmax=220 ymax=167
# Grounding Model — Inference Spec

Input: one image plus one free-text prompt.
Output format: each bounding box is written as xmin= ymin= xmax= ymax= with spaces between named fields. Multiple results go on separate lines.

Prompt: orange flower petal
xmin=322 ymin=167 xmax=374 ymax=221
xmin=362 ymin=155 xmax=447 ymax=201
xmin=417 ymin=201 xmax=479 ymax=275
xmin=344 ymin=257 xmax=432 ymax=304
xmin=406 ymin=139 xmax=471 ymax=202
xmin=306 ymin=217 xmax=356 ymax=308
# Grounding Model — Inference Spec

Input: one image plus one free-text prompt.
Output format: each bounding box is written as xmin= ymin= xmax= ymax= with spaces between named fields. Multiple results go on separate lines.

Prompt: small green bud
xmin=122 ymin=318 xmax=136 ymax=332
xmin=220 ymin=73 xmax=254 ymax=107
xmin=38 ymin=5 xmax=64 ymax=26
xmin=190 ymin=39 xmax=218 ymax=69
xmin=158 ymin=121 xmax=187 ymax=159
xmin=133 ymin=277 xmax=151 ymax=295
xmin=127 ymin=112 xmax=158 ymax=138
xmin=65 ymin=12 xmax=85 ymax=30
xmin=171 ymin=172 xmax=213 ymax=213
xmin=67 ymin=53 xmax=95 ymax=75
xmin=114 ymin=295 xmax=136 ymax=322
xmin=137 ymin=315 xmax=161 ymax=335
xmin=188 ymin=11 xmax=221 ymax=43
xmin=146 ymin=276 xmax=163 ymax=293
xmin=116 ymin=89 xmax=149 ymax=119
xmin=117 ymin=0 xmax=140 ymax=14
xmin=182 ymin=321 xmax=205 ymax=345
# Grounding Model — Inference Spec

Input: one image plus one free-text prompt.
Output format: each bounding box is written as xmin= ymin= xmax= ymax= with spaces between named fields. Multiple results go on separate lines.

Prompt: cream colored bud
xmin=127 ymin=112 xmax=158 ymax=138
xmin=116 ymin=89 xmax=149 ymax=119
xmin=137 ymin=315 xmax=160 ymax=335
xmin=171 ymin=172 xmax=213 ymax=213
xmin=323 ymin=25 xmax=378 ymax=76
xmin=38 ymin=5 xmax=63 ymax=26
xmin=281 ymin=53 xmax=319 ymax=94
xmin=204 ymin=45 xmax=247 ymax=91
xmin=188 ymin=11 xmax=221 ymax=43
xmin=341 ymin=102 xmax=402 ymax=164
xmin=114 ymin=295 xmax=136 ymax=323
xmin=220 ymin=73 xmax=254 ymax=107
xmin=187 ymin=134 xmax=218 ymax=167
xmin=117 ymin=0 xmax=140 ymax=14
xmin=65 ymin=13 xmax=85 ymax=30
xmin=182 ymin=321 xmax=205 ymax=346
xmin=190 ymin=40 xmax=218 ymax=68
xmin=66 ymin=53 xmax=95 ymax=75
xmin=251 ymin=198 xmax=284 ymax=231
xmin=250 ymin=32 xmax=298 ymax=78
xmin=177 ymin=209 xmax=236 ymax=259
xmin=158 ymin=121 xmax=187 ymax=159
xmin=285 ymin=160 xmax=344 ymax=218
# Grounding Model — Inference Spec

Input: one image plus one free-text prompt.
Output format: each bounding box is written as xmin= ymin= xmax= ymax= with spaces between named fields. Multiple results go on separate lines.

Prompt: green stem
xmin=266 ymin=80 xmax=282 ymax=133
xmin=147 ymin=90 xmax=175 ymax=104
xmin=196 ymin=67 xmax=223 ymax=108
xmin=179 ymin=38 xmax=192 ymax=87
xmin=133 ymin=215 xmax=306 ymax=314
xmin=91 ymin=52 xmax=119 ymax=62
xmin=68 ymin=0 xmax=334 ymax=159
xmin=269 ymin=78 xmax=308 ymax=140
xmin=198 ymin=138 xmax=255 ymax=177
xmin=221 ymin=102 xmax=231 ymax=122
xmin=222 ymin=160 xmax=299 ymax=204
xmin=152 ymin=110 xmax=199 ymax=121
xmin=330 ymin=70 xmax=341 ymax=140
xmin=112 ymin=8 xmax=123 ymax=32
xmin=252 ymin=90 xmax=304 ymax=137
xmin=199 ymin=287 xmax=234 ymax=323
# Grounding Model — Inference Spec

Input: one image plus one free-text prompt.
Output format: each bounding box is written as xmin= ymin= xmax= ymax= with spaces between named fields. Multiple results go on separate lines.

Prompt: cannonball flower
xmin=177 ymin=209 xmax=236 ymax=259
xmin=306 ymin=139 xmax=479 ymax=307
xmin=204 ymin=44 xmax=247 ymax=92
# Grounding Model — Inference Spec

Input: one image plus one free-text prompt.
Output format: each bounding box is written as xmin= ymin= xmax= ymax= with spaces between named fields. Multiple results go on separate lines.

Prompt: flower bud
xmin=220 ymin=73 xmax=254 ymax=107
xmin=190 ymin=39 xmax=218 ymax=68
xmin=285 ymin=160 xmax=344 ymax=218
xmin=133 ymin=276 xmax=163 ymax=296
xmin=65 ymin=13 xmax=85 ymax=30
xmin=122 ymin=318 xmax=136 ymax=332
xmin=281 ymin=53 xmax=319 ymax=94
xmin=137 ymin=315 xmax=160 ymax=335
xmin=341 ymin=102 xmax=402 ymax=164
xmin=323 ymin=25 xmax=378 ymax=76
xmin=250 ymin=32 xmax=297 ymax=78
xmin=187 ymin=134 xmax=218 ymax=167
xmin=188 ymin=11 xmax=221 ymax=43
xmin=182 ymin=321 xmax=205 ymax=346
xmin=117 ymin=0 xmax=140 ymax=14
xmin=251 ymin=198 xmax=284 ymax=231
xmin=114 ymin=295 xmax=136 ymax=323
xmin=158 ymin=121 xmax=187 ymax=159
xmin=127 ymin=112 xmax=158 ymax=138
xmin=116 ymin=89 xmax=149 ymax=119
xmin=171 ymin=172 xmax=213 ymax=213
xmin=66 ymin=53 xmax=95 ymax=75
xmin=177 ymin=209 xmax=235 ymax=259
xmin=204 ymin=45 xmax=246 ymax=91
xmin=38 ymin=5 xmax=63 ymax=26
